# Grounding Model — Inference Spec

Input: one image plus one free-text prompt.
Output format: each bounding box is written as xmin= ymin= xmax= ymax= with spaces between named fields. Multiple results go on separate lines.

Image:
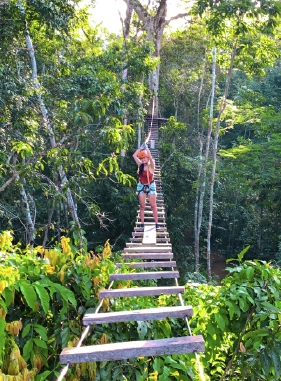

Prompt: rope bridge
xmin=58 ymin=117 xmax=205 ymax=378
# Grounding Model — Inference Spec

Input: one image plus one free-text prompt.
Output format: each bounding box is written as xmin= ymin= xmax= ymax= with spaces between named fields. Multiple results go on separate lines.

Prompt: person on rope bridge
xmin=133 ymin=144 xmax=160 ymax=229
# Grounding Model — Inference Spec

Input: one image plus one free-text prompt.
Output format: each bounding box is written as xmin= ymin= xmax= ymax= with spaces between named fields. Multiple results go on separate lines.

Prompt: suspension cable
xmin=145 ymin=95 xmax=155 ymax=145
xmin=175 ymin=279 xmax=206 ymax=381
xmin=56 ymin=281 xmax=114 ymax=381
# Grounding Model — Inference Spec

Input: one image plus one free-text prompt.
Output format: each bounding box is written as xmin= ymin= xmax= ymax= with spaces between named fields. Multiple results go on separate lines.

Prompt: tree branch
xmin=164 ymin=12 xmax=190 ymax=26
xmin=0 ymin=172 xmax=19 ymax=192
xmin=126 ymin=0 xmax=148 ymax=24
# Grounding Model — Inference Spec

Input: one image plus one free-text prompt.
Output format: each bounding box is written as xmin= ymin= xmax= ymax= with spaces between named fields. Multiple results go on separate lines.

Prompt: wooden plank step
xmin=142 ymin=215 xmax=165 ymax=219
xmin=116 ymin=261 xmax=177 ymax=268
xmin=136 ymin=219 xmax=167 ymax=224
xmin=132 ymin=232 xmax=169 ymax=237
xmin=131 ymin=237 xmax=170 ymax=243
xmin=129 ymin=240 xmax=170 ymax=245
xmin=141 ymin=218 xmax=166 ymax=222
xmin=60 ymin=335 xmax=205 ymax=363
xmin=142 ymin=225 xmax=156 ymax=244
xmin=130 ymin=239 xmax=170 ymax=244
xmin=122 ymin=253 xmax=173 ymax=260
xmin=134 ymin=227 xmax=167 ymax=233
xmin=140 ymin=210 xmax=165 ymax=214
xmin=135 ymin=223 xmax=166 ymax=228
xmin=99 ymin=286 xmax=184 ymax=299
xmin=109 ymin=270 xmax=179 ymax=281
xmin=83 ymin=306 xmax=193 ymax=325
xmin=131 ymin=233 xmax=170 ymax=239
xmin=124 ymin=246 xmax=172 ymax=252
xmin=126 ymin=242 xmax=171 ymax=247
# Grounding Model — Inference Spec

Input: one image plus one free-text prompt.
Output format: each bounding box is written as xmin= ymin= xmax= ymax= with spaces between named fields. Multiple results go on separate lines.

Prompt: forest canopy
xmin=1 ymin=0 xmax=281 ymax=275
xmin=1 ymin=0 xmax=281 ymax=380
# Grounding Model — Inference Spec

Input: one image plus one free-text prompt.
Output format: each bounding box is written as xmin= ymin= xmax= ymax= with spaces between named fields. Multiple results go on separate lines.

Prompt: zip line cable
xmin=144 ymin=95 xmax=155 ymax=145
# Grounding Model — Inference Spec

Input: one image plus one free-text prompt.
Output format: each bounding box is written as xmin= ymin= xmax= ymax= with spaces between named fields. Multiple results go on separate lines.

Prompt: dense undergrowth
xmin=1 ymin=231 xmax=281 ymax=380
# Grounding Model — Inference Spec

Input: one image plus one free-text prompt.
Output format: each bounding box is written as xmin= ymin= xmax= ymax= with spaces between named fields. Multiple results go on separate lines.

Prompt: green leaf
xmin=159 ymin=319 xmax=171 ymax=337
xmin=23 ymin=338 xmax=33 ymax=360
xmin=112 ymin=366 xmax=122 ymax=380
xmin=61 ymin=327 xmax=69 ymax=348
xmin=159 ymin=366 xmax=171 ymax=381
xmin=153 ymin=357 xmax=164 ymax=372
xmin=206 ymin=321 xmax=216 ymax=336
xmin=137 ymin=321 xmax=148 ymax=339
xmin=225 ymin=300 xmax=241 ymax=319
xmin=238 ymin=245 xmax=250 ymax=262
xmin=34 ymin=324 xmax=48 ymax=341
xmin=246 ymin=266 xmax=255 ymax=280
xmin=36 ymin=371 xmax=52 ymax=381
xmin=2 ymin=287 xmax=14 ymax=307
xmin=165 ymin=358 xmax=188 ymax=371
xmin=215 ymin=313 xmax=226 ymax=331
xmin=238 ymin=297 xmax=248 ymax=312
xmin=0 ymin=318 xmax=5 ymax=359
xmin=54 ymin=283 xmax=77 ymax=308
xmin=21 ymin=323 xmax=31 ymax=338
xmin=34 ymin=283 xmax=50 ymax=315
xmin=261 ymin=301 xmax=280 ymax=313
xmin=271 ymin=348 xmax=281 ymax=380
xmin=260 ymin=350 xmax=271 ymax=377
xmin=33 ymin=338 xmax=48 ymax=349
xmin=19 ymin=280 xmax=37 ymax=310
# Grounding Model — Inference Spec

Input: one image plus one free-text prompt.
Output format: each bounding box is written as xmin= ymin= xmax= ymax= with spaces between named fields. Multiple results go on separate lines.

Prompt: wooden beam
xmin=60 ymin=335 xmax=205 ymax=363
xmin=124 ymin=246 xmax=172 ymax=253
xmin=122 ymin=253 xmax=173 ymax=260
xmin=115 ymin=261 xmax=177 ymax=268
xmin=83 ymin=306 xmax=193 ymax=325
xmin=98 ymin=286 xmax=184 ymax=299
xmin=109 ymin=270 xmax=179 ymax=281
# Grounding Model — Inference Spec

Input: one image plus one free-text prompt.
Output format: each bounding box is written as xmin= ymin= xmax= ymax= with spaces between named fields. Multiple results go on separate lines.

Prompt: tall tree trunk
xmin=18 ymin=1 xmax=84 ymax=246
xmin=42 ymin=205 xmax=55 ymax=249
xmin=120 ymin=0 xmax=133 ymax=154
xmin=19 ymin=183 xmax=36 ymax=246
xmin=125 ymin=0 xmax=189 ymax=116
xmin=206 ymin=44 xmax=237 ymax=281
xmin=194 ymin=48 xmax=216 ymax=271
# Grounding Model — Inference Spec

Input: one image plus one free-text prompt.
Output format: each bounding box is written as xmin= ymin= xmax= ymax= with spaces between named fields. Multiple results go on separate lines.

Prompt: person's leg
xmin=138 ymin=193 xmax=146 ymax=224
xmin=149 ymin=194 xmax=158 ymax=224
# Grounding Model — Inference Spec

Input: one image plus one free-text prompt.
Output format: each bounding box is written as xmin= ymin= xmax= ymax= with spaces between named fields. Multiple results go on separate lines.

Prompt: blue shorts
xmin=137 ymin=181 xmax=157 ymax=196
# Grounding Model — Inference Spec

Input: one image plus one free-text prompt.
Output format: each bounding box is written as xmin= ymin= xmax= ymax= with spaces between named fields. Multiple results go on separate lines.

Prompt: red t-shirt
xmin=139 ymin=169 xmax=154 ymax=184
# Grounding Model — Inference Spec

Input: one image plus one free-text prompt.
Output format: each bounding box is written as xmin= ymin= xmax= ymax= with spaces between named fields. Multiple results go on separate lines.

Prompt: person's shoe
xmin=139 ymin=223 xmax=144 ymax=229
xmin=155 ymin=224 xmax=160 ymax=229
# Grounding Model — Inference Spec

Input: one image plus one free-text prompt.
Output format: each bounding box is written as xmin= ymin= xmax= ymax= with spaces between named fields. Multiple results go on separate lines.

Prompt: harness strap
xmin=137 ymin=180 xmax=155 ymax=196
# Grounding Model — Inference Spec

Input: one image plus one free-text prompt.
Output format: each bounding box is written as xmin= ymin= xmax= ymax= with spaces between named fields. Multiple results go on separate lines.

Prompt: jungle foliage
xmin=2 ymin=0 xmax=281 ymax=379
xmin=1 ymin=233 xmax=281 ymax=380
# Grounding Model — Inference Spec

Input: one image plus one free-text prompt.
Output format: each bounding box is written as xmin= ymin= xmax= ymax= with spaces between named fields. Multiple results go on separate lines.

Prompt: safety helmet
xmin=138 ymin=150 xmax=149 ymax=159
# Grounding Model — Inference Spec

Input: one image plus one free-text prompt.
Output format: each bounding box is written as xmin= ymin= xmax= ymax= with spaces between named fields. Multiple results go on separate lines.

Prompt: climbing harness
xmin=137 ymin=162 xmax=155 ymax=197
xmin=136 ymin=180 xmax=156 ymax=196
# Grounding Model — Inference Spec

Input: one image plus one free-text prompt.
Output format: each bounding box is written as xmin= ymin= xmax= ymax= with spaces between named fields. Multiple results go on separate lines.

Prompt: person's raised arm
xmin=133 ymin=148 xmax=141 ymax=166
xmin=147 ymin=149 xmax=155 ymax=171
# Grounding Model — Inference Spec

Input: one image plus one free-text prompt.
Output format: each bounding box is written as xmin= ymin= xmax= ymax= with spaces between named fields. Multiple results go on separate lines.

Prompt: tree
xmin=194 ymin=0 xmax=281 ymax=280
xmin=0 ymin=1 xmax=155 ymax=247
xmin=122 ymin=0 xmax=190 ymax=115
